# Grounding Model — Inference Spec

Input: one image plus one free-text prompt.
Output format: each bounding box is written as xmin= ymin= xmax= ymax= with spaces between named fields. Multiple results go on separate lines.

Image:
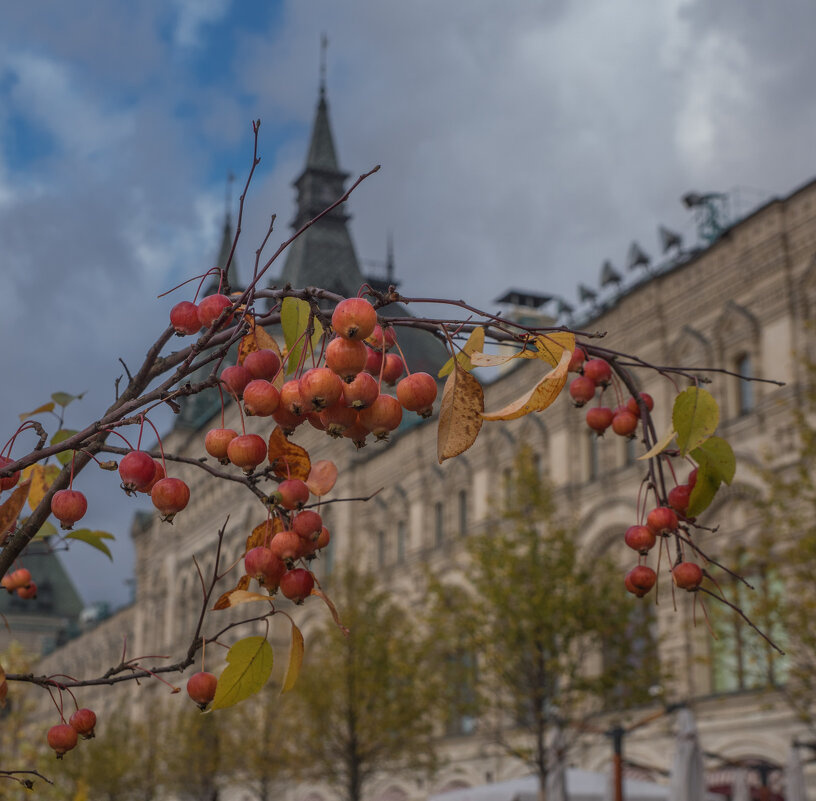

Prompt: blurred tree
xmin=291 ymin=567 xmax=447 ymax=801
xmin=432 ymin=447 xmax=661 ymax=801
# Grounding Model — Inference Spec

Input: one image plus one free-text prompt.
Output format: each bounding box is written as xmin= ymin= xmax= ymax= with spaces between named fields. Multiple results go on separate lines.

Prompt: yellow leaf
xmin=481 ymin=349 xmax=571 ymax=421
xmin=19 ymin=402 xmax=55 ymax=421
xmin=637 ymin=428 xmax=677 ymax=461
xmin=528 ymin=332 xmax=575 ymax=368
xmin=211 ymin=590 xmax=275 ymax=610
xmin=438 ymin=327 xmax=486 ymax=377
xmin=27 ymin=464 xmax=61 ymax=511
xmin=211 ymin=636 xmax=274 ymax=710
xmin=280 ymin=622 xmax=304 ymax=693
xmin=470 ymin=350 xmax=521 ymax=368
xmin=437 ymin=363 xmax=484 ymax=463
xmin=246 ymin=519 xmax=281 ymax=552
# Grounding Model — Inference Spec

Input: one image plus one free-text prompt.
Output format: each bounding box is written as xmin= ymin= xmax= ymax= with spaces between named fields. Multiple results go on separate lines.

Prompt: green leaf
xmin=51 ymin=391 xmax=85 ymax=408
xmin=211 ymin=636 xmax=274 ymax=710
xmin=690 ymin=436 xmax=736 ymax=485
xmin=66 ymin=529 xmax=115 ymax=560
xmin=281 ymin=298 xmax=324 ymax=375
xmin=50 ymin=429 xmax=78 ymax=465
xmin=686 ymin=467 xmax=721 ymax=517
xmin=673 ymin=387 xmax=719 ymax=455
xmin=438 ymin=327 xmax=485 ymax=378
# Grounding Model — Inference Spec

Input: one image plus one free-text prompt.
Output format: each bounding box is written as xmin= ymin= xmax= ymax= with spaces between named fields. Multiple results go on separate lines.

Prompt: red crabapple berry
xmin=583 ymin=358 xmax=612 ymax=387
xmin=299 ymin=367 xmax=344 ymax=411
xmin=17 ymin=582 xmax=37 ymax=599
xmin=687 ymin=467 xmax=698 ymax=490
xmin=69 ymin=708 xmax=97 ymax=739
xmin=320 ymin=401 xmax=358 ymax=437
xmin=227 ymin=434 xmax=267 ymax=473
xmin=280 ymin=380 xmax=306 ymax=416
xmin=273 ymin=479 xmax=310 ymax=510
xmin=151 ymin=477 xmax=190 ymax=523
xmin=272 ymin=405 xmax=306 ymax=436
xmin=0 ymin=456 xmax=21 ymax=491
xmin=269 ymin=530 xmax=305 ymax=563
xmin=624 ymin=525 xmax=657 ymax=554
xmin=672 ymin=562 xmax=704 ymax=590
xmin=397 ymin=372 xmax=438 ymax=417
xmin=186 ymin=671 xmax=218 ymax=710
xmin=611 ymin=408 xmax=639 ymax=438
xmin=243 ymin=349 xmax=281 ymax=380
xmin=119 ymin=450 xmax=157 ymax=494
xmin=668 ymin=484 xmax=692 ymax=514
xmin=568 ymin=347 xmax=586 ymax=373
xmin=51 ymin=489 xmax=88 ymax=530
xmin=585 ymin=406 xmax=614 ymax=435
xmin=646 ymin=506 xmax=678 ymax=535
xmin=47 ymin=724 xmax=78 ymax=758
xmin=381 ymin=353 xmax=404 ymax=385
xmin=243 ymin=380 xmax=280 ymax=417
xmin=280 ymin=568 xmax=315 ymax=604
xmin=343 ymin=371 xmax=379 ymax=409
xmin=624 ymin=565 xmax=657 ymax=597
xmin=197 ymin=293 xmax=233 ymax=328
xmin=365 ymin=324 xmax=397 ymax=352
xmin=325 ymin=337 xmax=368 ymax=382
xmin=170 ymin=301 xmax=201 ymax=336
xmin=220 ymin=365 xmax=253 ymax=400
xmin=569 ymin=376 xmax=596 ymax=406
xmin=358 ymin=394 xmax=403 ymax=440
xmin=626 ymin=392 xmax=655 ymax=418
xmin=332 ymin=297 xmax=377 ymax=341
xmin=205 ymin=428 xmax=238 ymax=464
xmin=245 ymin=547 xmax=286 ymax=590
xmin=139 ymin=459 xmax=165 ymax=494
xmin=293 ymin=510 xmax=323 ymax=541
xmin=343 ymin=419 xmax=371 ymax=449
xmin=364 ymin=346 xmax=384 ymax=376
xmin=2 ymin=568 xmax=31 ymax=592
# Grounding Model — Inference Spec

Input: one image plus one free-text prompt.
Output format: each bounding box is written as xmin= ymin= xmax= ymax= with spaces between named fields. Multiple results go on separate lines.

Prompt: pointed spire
xmin=206 ymin=173 xmax=239 ymax=294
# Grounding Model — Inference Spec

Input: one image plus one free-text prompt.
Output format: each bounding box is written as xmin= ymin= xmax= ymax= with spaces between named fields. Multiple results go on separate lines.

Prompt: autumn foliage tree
xmin=0 ymin=121 xmax=781 ymax=789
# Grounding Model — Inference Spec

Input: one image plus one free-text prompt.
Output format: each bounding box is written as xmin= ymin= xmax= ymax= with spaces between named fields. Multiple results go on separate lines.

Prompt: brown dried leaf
xmin=213 ymin=575 xmax=252 ymax=610
xmin=437 ymin=363 xmax=484 ymax=464
xmin=481 ymin=349 xmax=570 ymax=421
xmin=212 ymin=589 xmax=275 ymax=610
xmin=246 ymin=519 xmax=282 ymax=552
xmin=280 ymin=621 xmax=305 ymax=693
xmin=0 ymin=480 xmax=31 ymax=536
xmin=267 ymin=427 xmax=311 ymax=480
xmin=311 ymin=587 xmax=349 ymax=635
xmin=469 ymin=350 xmax=520 ymax=368
xmin=306 ymin=460 xmax=338 ymax=496
xmin=24 ymin=464 xmax=61 ymax=511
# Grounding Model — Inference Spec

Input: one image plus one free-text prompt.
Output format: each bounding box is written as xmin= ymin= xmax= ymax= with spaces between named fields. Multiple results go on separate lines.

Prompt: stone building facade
xmin=32 ymin=84 xmax=816 ymax=800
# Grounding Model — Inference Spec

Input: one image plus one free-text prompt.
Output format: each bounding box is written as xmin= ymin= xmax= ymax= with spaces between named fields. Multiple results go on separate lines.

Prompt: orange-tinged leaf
xmin=306 ymin=460 xmax=338 ymax=496
xmin=280 ymin=621 xmax=304 ymax=693
xmin=267 ymin=427 xmax=311 ymax=480
xmin=214 ymin=575 xmax=252 ymax=610
xmin=25 ymin=464 xmax=61 ymax=511
xmin=0 ymin=480 xmax=31 ymax=535
xmin=246 ymin=519 xmax=282 ymax=551
xmin=212 ymin=589 xmax=275 ymax=610
xmin=311 ymin=587 xmax=349 ymax=635
xmin=437 ymin=363 xmax=484 ymax=464
xmin=481 ymin=349 xmax=571 ymax=421
xmin=19 ymin=402 xmax=55 ymax=421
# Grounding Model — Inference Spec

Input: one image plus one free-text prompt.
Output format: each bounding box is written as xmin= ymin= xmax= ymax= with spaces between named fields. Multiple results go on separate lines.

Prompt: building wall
xmin=30 ymin=177 xmax=816 ymax=799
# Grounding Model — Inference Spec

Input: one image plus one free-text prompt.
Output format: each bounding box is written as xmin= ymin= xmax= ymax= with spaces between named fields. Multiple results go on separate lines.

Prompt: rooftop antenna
xmin=578 ymin=284 xmax=598 ymax=305
xmin=627 ymin=241 xmax=651 ymax=271
xmin=682 ymin=190 xmax=730 ymax=245
xmin=320 ymin=33 xmax=328 ymax=98
xmin=658 ymin=225 xmax=683 ymax=254
xmin=600 ymin=259 xmax=622 ymax=289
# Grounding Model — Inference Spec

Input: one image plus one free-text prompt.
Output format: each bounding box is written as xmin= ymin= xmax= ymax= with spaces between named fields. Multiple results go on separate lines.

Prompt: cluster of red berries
xmin=568 ymin=350 xmax=654 ymax=439
xmin=47 ymin=708 xmax=97 ymax=758
xmin=195 ymin=296 xmax=438 ymax=466
xmin=170 ymin=292 xmax=234 ymax=335
xmin=1 ymin=566 xmax=37 ymax=599
xmin=118 ymin=450 xmax=190 ymax=523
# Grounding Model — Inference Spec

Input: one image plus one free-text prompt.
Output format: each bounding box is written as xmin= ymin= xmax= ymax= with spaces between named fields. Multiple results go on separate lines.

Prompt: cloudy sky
xmin=2 ymin=0 xmax=814 ymax=606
